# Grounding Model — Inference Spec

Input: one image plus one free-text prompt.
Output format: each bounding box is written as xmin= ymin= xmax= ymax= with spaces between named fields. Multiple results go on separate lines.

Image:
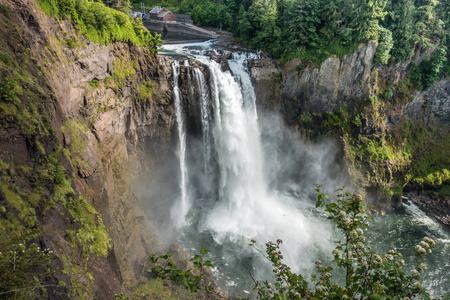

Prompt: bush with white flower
xmin=250 ymin=186 xmax=437 ymax=299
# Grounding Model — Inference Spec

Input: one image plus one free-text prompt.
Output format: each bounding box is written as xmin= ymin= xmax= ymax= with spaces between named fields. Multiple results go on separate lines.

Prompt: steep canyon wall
xmin=0 ymin=0 xmax=178 ymax=297
xmin=248 ymin=43 xmax=449 ymax=216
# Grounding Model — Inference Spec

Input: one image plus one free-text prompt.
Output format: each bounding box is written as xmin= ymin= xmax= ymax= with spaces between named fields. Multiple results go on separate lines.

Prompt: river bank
xmin=405 ymin=191 xmax=450 ymax=230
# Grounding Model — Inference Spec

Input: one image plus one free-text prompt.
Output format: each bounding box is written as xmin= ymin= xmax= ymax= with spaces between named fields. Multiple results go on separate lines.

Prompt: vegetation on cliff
xmin=0 ymin=3 xmax=115 ymax=298
xmin=134 ymin=0 xmax=449 ymax=69
xmin=37 ymin=0 xmax=162 ymax=49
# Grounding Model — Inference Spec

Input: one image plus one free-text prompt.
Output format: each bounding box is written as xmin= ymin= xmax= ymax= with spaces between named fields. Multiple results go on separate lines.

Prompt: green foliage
xmin=138 ymin=80 xmax=158 ymax=102
xmin=383 ymin=0 xmax=415 ymax=61
xmin=0 ymin=230 xmax=54 ymax=298
xmin=320 ymin=107 xmax=352 ymax=135
xmin=374 ymin=26 xmax=394 ymax=64
xmin=410 ymin=46 xmax=447 ymax=90
xmin=114 ymin=293 xmax=129 ymax=300
xmin=414 ymin=0 xmax=445 ymax=51
xmin=381 ymin=87 xmax=394 ymax=99
xmin=65 ymin=37 xmax=76 ymax=49
xmin=175 ymin=0 xmax=448 ymax=69
xmin=61 ymin=119 xmax=89 ymax=173
xmin=66 ymin=197 xmax=111 ymax=257
xmin=149 ymin=247 xmax=215 ymax=293
xmin=0 ymin=4 xmax=12 ymax=17
xmin=37 ymin=0 xmax=162 ymax=49
xmin=250 ymin=186 xmax=436 ymax=299
xmin=0 ymin=77 xmax=20 ymax=102
xmin=89 ymin=78 xmax=100 ymax=88
xmin=191 ymin=2 xmax=233 ymax=29
xmin=112 ymin=56 xmax=137 ymax=87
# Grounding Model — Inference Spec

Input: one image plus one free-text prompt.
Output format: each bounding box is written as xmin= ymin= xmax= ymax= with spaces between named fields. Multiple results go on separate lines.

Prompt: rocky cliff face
xmin=0 ymin=0 xmax=179 ymax=297
xmin=250 ymin=43 xmax=378 ymax=113
xmin=248 ymin=43 xmax=449 ymax=215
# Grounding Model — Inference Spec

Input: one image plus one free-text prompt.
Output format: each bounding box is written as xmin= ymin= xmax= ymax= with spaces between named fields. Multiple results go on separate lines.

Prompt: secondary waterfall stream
xmin=172 ymin=61 xmax=189 ymax=225
xmin=159 ymin=41 xmax=450 ymax=296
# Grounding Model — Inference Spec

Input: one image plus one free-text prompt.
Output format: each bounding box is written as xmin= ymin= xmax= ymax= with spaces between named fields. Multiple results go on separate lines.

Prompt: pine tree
xmin=384 ymin=0 xmax=416 ymax=61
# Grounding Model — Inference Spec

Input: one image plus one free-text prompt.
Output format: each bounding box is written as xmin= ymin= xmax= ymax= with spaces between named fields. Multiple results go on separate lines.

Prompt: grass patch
xmin=138 ymin=80 xmax=158 ymax=103
xmin=65 ymin=196 xmax=111 ymax=258
xmin=37 ymin=0 xmax=162 ymax=50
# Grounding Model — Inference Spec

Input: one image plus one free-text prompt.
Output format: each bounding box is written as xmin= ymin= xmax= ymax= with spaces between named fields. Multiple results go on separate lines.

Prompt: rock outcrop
xmin=250 ymin=42 xmax=378 ymax=114
xmin=248 ymin=42 xmax=449 ymax=218
xmin=0 ymin=0 xmax=178 ymax=297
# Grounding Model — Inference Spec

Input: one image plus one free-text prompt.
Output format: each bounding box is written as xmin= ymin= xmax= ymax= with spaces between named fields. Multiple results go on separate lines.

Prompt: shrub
xmin=37 ymin=0 xmax=163 ymax=49
xmin=410 ymin=46 xmax=448 ymax=90
xmin=250 ymin=186 xmax=436 ymax=299
xmin=0 ymin=230 xmax=54 ymax=298
xmin=65 ymin=37 xmax=76 ymax=49
xmin=374 ymin=26 xmax=394 ymax=65
xmin=149 ymin=247 xmax=215 ymax=293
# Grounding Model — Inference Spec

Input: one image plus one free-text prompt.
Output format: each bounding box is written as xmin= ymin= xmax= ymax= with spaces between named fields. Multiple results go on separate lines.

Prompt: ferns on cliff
xmin=37 ymin=0 xmax=162 ymax=50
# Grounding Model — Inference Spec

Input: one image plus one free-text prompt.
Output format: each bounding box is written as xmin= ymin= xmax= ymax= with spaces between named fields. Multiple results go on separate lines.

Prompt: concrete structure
xmin=174 ymin=14 xmax=193 ymax=25
xmin=149 ymin=6 xmax=176 ymax=22
xmin=144 ymin=21 xmax=218 ymax=39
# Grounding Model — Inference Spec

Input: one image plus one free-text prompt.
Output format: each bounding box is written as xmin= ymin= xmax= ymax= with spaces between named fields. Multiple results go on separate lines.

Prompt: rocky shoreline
xmin=404 ymin=191 xmax=450 ymax=230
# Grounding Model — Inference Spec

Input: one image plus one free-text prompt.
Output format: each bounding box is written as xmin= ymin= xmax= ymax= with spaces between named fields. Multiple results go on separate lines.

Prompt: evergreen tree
xmin=414 ymin=0 xmax=445 ymax=51
xmin=284 ymin=0 xmax=321 ymax=49
xmin=236 ymin=4 xmax=252 ymax=39
xmin=374 ymin=26 xmax=394 ymax=64
xmin=247 ymin=0 xmax=281 ymax=53
xmin=349 ymin=0 xmax=388 ymax=42
xmin=384 ymin=0 xmax=416 ymax=61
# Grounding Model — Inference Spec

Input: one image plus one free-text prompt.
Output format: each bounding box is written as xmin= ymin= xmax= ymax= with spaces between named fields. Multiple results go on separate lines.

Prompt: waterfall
xmin=187 ymin=55 xmax=331 ymax=272
xmin=160 ymin=42 xmax=450 ymax=295
xmin=171 ymin=61 xmax=189 ymax=225
xmin=192 ymin=67 xmax=211 ymax=175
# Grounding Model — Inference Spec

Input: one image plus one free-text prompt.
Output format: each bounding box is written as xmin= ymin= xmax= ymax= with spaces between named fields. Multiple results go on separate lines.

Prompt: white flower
xmin=412 ymin=269 xmax=418 ymax=277
xmin=351 ymin=230 xmax=358 ymax=238
xmin=339 ymin=210 xmax=347 ymax=218
xmin=356 ymin=228 xmax=363 ymax=236
xmin=419 ymin=241 xmax=429 ymax=248
xmin=415 ymin=245 xmax=426 ymax=254
xmin=420 ymin=263 xmax=427 ymax=270
xmin=333 ymin=249 xmax=339 ymax=256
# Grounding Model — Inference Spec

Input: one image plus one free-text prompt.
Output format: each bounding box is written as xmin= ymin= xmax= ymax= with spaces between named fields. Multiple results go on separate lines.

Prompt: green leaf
xmin=204 ymin=260 xmax=214 ymax=267
xmin=370 ymin=293 xmax=382 ymax=300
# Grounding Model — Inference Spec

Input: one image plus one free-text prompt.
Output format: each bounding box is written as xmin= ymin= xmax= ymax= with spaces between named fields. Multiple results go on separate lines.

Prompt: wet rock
xmin=405 ymin=191 xmax=450 ymax=229
xmin=209 ymin=53 xmax=230 ymax=72
xmin=223 ymin=50 xmax=232 ymax=59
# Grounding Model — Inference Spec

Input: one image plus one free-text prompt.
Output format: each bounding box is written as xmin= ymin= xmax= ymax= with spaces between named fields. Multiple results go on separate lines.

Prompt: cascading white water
xmin=160 ymin=42 xmax=450 ymax=295
xmin=171 ymin=61 xmax=189 ymax=226
xmin=192 ymin=68 xmax=212 ymax=175
xmin=185 ymin=55 xmax=333 ymax=273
